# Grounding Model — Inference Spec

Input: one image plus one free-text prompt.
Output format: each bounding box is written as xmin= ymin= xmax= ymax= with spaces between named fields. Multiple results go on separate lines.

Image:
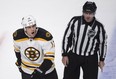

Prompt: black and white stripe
xmin=62 ymin=16 xmax=107 ymax=61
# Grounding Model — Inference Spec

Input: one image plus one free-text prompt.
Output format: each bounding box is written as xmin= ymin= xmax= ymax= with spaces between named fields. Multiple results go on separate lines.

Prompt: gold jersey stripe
xmin=15 ymin=38 xmax=48 ymax=42
xmin=14 ymin=46 xmax=20 ymax=51
xmin=34 ymin=38 xmax=47 ymax=41
xmin=22 ymin=60 xmax=41 ymax=67
xmin=46 ymin=52 xmax=54 ymax=54
xmin=22 ymin=64 xmax=35 ymax=71
xmin=44 ymin=57 xmax=54 ymax=61
xmin=15 ymin=38 xmax=29 ymax=42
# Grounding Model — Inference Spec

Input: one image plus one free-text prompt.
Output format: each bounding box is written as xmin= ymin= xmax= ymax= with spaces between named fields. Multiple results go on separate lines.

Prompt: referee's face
xmin=83 ymin=12 xmax=95 ymax=23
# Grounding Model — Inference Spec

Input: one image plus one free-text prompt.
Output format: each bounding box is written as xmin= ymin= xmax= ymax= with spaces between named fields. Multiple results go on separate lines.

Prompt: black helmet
xmin=83 ymin=1 xmax=97 ymax=13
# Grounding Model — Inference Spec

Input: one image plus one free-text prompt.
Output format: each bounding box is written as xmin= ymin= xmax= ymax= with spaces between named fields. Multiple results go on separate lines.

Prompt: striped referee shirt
xmin=62 ymin=16 xmax=107 ymax=61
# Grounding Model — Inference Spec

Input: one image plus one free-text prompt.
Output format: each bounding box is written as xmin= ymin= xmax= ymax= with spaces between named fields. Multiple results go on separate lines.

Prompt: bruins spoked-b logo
xmin=87 ymin=29 xmax=96 ymax=38
xmin=25 ymin=47 xmax=40 ymax=61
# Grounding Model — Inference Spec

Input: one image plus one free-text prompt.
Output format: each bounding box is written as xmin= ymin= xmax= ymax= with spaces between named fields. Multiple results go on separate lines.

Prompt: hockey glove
xmin=31 ymin=69 xmax=44 ymax=79
xmin=39 ymin=59 xmax=53 ymax=73
xmin=15 ymin=52 xmax=23 ymax=73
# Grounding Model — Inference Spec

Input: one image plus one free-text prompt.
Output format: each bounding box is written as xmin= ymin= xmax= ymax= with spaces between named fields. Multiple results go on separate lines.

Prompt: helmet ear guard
xmin=83 ymin=1 xmax=97 ymax=13
xmin=21 ymin=15 xmax=36 ymax=31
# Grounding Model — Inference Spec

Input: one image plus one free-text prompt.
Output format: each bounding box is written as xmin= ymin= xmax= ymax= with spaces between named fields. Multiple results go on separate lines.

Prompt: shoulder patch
xmin=13 ymin=31 xmax=17 ymax=38
xmin=46 ymin=32 xmax=51 ymax=37
xmin=35 ymin=27 xmax=53 ymax=41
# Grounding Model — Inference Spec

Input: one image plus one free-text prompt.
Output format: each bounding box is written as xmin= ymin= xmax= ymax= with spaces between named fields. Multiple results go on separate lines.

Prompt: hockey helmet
xmin=83 ymin=1 xmax=97 ymax=13
xmin=21 ymin=15 xmax=36 ymax=28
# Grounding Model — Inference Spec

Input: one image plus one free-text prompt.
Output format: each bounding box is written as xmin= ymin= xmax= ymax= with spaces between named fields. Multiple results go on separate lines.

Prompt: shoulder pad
xmin=35 ymin=27 xmax=53 ymax=41
xmin=13 ymin=28 xmax=28 ymax=40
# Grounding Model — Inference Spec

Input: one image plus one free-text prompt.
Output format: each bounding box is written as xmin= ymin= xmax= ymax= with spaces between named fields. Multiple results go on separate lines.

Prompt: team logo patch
xmin=13 ymin=31 xmax=17 ymax=37
xmin=46 ymin=32 xmax=51 ymax=37
xmin=87 ymin=29 xmax=96 ymax=38
xmin=25 ymin=47 xmax=40 ymax=61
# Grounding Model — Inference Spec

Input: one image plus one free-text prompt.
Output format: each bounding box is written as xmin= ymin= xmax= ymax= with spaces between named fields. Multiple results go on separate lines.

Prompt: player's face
xmin=25 ymin=24 xmax=37 ymax=37
xmin=83 ymin=12 xmax=95 ymax=22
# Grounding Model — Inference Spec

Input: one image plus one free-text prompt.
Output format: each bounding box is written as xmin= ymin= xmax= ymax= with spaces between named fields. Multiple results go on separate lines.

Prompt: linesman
xmin=62 ymin=1 xmax=107 ymax=79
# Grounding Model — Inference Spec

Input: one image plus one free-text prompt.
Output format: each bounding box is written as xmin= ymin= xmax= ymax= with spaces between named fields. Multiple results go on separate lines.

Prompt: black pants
xmin=63 ymin=53 xmax=98 ymax=79
xmin=21 ymin=69 xmax=58 ymax=79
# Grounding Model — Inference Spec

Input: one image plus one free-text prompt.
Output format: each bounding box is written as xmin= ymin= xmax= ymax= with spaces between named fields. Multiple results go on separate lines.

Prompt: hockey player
xmin=62 ymin=1 xmax=107 ymax=79
xmin=13 ymin=15 xmax=58 ymax=79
